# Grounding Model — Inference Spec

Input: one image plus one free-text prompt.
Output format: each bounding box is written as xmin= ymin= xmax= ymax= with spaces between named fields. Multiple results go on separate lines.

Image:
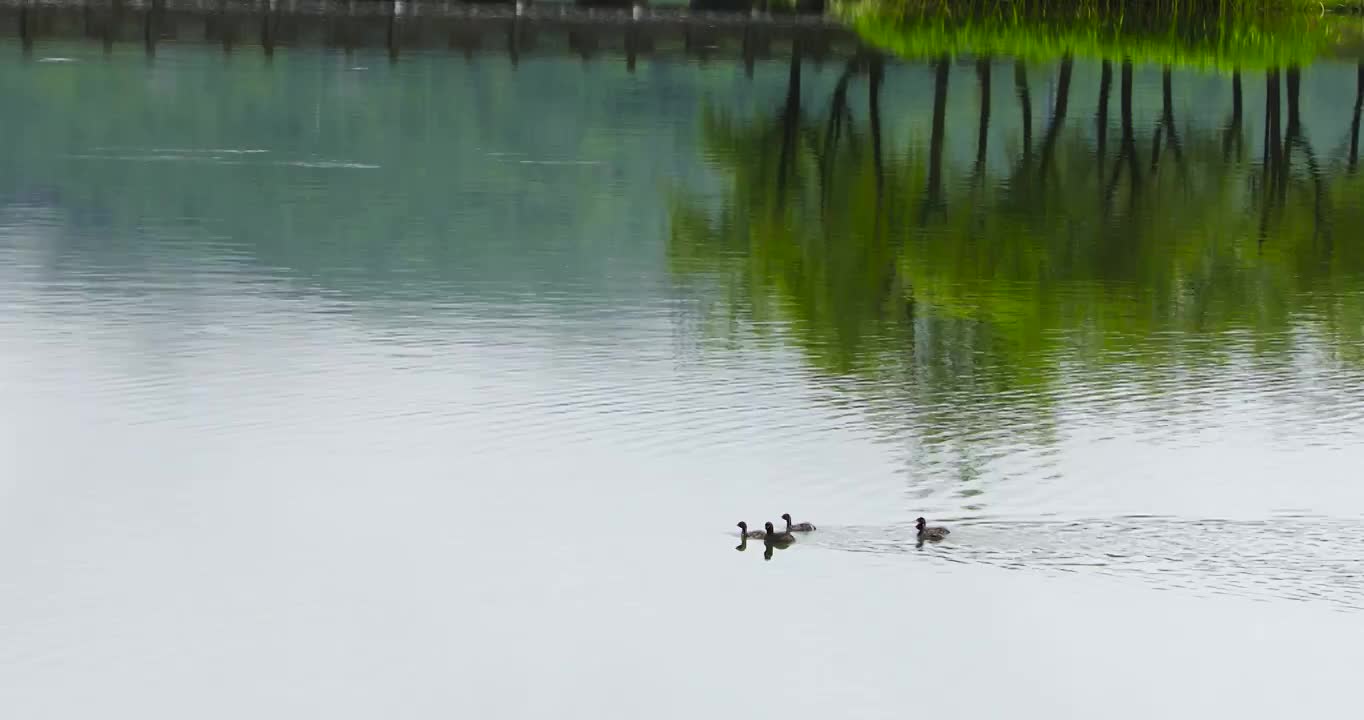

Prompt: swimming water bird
xmin=737 ymin=521 xmax=766 ymax=539
xmin=916 ymin=517 xmax=950 ymax=541
xmin=781 ymin=513 xmax=816 ymax=533
xmin=764 ymin=521 xmax=796 ymax=546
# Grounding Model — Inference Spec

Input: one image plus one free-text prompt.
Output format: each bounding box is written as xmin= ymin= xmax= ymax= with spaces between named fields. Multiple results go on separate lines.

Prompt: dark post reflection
xmin=1223 ymin=70 xmax=1243 ymax=160
xmin=973 ymin=57 xmax=992 ymax=184
xmin=819 ymin=57 xmax=857 ymax=208
xmin=145 ymin=0 xmax=160 ymax=58
xmin=1150 ymin=66 xmax=1182 ymax=170
xmin=1265 ymin=68 xmax=1282 ymax=179
xmin=923 ymin=54 xmax=950 ymax=219
xmin=259 ymin=0 xmax=274 ymax=59
xmin=104 ymin=0 xmax=122 ymax=54
xmin=1282 ymin=65 xmax=1299 ymax=201
xmin=386 ymin=0 xmax=400 ymax=62
xmin=1259 ymin=66 xmax=1285 ymax=239
xmin=213 ymin=0 xmax=234 ymax=54
xmin=1014 ymin=61 xmax=1032 ymax=164
xmin=1038 ymin=54 xmax=1073 ymax=180
xmin=869 ymin=53 xmax=885 ymax=196
xmin=1097 ymin=60 xmax=1111 ymax=180
xmin=1105 ymin=59 xmax=1139 ymax=208
xmin=776 ymin=39 xmax=802 ymax=209
xmin=1352 ymin=63 xmax=1363 ymax=173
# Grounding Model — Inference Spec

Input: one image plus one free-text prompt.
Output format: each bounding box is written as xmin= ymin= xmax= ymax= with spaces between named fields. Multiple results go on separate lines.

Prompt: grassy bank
xmin=838 ymin=0 xmax=1364 ymax=69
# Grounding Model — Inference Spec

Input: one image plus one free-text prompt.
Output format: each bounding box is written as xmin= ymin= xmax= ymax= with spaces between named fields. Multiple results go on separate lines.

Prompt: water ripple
xmin=816 ymin=515 xmax=1364 ymax=613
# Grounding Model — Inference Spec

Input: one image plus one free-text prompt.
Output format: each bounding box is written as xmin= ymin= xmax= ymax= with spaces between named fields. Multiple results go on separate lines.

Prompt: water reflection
xmin=2 ymin=24 xmax=1363 ymax=627
xmin=671 ymin=49 xmax=1364 ymax=503
xmin=732 ymin=533 xmax=796 ymax=561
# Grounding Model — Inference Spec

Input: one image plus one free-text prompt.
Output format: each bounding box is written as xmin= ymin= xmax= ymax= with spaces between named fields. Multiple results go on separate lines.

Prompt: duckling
xmin=781 ymin=513 xmax=816 ymax=532
xmin=916 ymin=517 xmax=950 ymax=541
xmin=737 ymin=521 xmax=766 ymax=539
xmin=764 ymin=521 xmax=796 ymax=547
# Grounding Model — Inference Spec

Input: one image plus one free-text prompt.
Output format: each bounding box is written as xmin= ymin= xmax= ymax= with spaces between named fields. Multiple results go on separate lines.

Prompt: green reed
xmin=838 ymin=0 xmax=1363 ymax=70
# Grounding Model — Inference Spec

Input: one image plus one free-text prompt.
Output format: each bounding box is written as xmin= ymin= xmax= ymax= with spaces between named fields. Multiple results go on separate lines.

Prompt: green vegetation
xmin=837 ymin=0 xmax=1364 ymax=70
xmin=669 ymin=52 xmax=1364 ymax=402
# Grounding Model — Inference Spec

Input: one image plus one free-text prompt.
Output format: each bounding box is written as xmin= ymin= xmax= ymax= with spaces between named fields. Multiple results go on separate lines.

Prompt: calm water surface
xmin=2 ymin=36 xmax=1364 ymax=719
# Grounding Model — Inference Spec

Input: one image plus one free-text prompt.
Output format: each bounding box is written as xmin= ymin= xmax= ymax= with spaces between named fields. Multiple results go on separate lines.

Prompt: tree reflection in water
xmin=670 ymin=48 xmax=1364 ymax=499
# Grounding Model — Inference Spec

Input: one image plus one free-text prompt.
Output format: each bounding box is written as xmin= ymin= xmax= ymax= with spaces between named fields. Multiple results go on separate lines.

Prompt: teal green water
xmin=2 ymin=40 xmax=1364 ymax=718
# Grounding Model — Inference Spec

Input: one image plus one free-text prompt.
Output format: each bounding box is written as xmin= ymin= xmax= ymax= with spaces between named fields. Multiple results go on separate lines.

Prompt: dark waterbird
xmin=781 ymin=513 xmax=817 ymax=532
xmin=736 ymin=521 xmax=767 ymax=539
xmin=764 ymin=521 xmax=796 ymax=546
xmin=916 ymin=517 xmax=950 ymax=541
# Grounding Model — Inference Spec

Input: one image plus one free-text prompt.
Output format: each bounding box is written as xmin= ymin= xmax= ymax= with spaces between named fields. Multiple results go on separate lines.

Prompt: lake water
xmin=2 ymin=27 xmax=1364 ymax=720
